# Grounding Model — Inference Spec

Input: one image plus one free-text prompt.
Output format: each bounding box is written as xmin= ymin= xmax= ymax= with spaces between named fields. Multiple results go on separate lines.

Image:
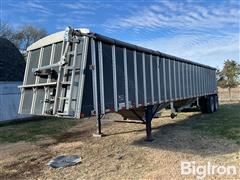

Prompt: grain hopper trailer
xmin=19 ymin=27 xmax=218 ymax=140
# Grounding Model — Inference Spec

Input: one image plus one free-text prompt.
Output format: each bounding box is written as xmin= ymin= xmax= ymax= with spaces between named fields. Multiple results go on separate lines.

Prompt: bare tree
xmin=0 ymin=21 xmax=15 ymax=42
xmin=1 ymin=23 xmax=48 ymax=52
xmin=14 ymin=25 xmax=48 ymax=52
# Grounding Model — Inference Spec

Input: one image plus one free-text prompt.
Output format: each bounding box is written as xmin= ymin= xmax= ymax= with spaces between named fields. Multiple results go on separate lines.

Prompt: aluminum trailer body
xmin=19 ymin=27 xmax=218 ymax=139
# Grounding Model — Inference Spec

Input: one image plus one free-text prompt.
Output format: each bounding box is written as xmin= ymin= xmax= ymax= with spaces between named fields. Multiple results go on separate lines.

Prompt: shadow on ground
xmin=131 ymin=104 xmax=240 ymax=157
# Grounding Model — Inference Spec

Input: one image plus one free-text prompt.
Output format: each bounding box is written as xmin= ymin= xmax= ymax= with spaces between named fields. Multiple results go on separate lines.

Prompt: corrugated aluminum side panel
xmin=159 ymin=58 xmax=165 ymax=101
xmin=136 ymin=52 xmax=144 ymax=105
xmin=152 ymin=56 xmax=158 ymax=103
xmin=19 ymin=33 xmax=218 ymax=118
xmin=115 ymin=46 xmax=125 ymax=108
xmin=126 ymin=49 xmax=135 ymax=107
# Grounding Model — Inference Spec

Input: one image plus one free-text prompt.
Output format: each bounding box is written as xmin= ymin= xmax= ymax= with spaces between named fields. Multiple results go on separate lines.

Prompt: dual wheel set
xmin=199 ymin=94 xmax=218 ymax=113
xmin=170 ymin=94 xmax=219 ymax=119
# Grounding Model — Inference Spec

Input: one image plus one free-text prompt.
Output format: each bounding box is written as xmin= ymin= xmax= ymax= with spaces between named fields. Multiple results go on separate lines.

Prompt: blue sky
xmin=1 ymin=0 xmax=239 ymax=69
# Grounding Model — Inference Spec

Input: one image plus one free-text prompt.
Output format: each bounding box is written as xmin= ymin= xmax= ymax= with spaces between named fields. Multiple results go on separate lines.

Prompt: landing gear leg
xmin=170 ymin=102 xmax=177 ymax=119
xmin=145 ymin=105 xmax=154 ymax=141
xmin=93 ymin=114 xmax=104 ymax=137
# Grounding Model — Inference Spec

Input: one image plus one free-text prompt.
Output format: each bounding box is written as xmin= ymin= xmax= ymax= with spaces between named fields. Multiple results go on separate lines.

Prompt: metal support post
xmin=93 ymin=114 xmax=104 ymax=137
xmin=170 ymin=102 xmax=177 ymax=119
xmin=170 ymin=102 xmax=175 ymax=112
xmin=145 ymin=105 xmax=154 ymax=141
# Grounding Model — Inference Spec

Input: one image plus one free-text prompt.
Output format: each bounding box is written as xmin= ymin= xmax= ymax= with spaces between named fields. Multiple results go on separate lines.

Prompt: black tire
xmin=214 ymin=95 xmax=219 ymax=112
xmin=200 ymin=96 xmax=215 ymax=113
xmin=199 ymin=97 xmax=208 ymax=113
xmin=207 ymin=96 xmax=214 ymax=113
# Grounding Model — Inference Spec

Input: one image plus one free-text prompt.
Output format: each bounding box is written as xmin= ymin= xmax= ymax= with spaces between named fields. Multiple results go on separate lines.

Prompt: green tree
xmin=218 ymin=60 xmax=240 ymax=100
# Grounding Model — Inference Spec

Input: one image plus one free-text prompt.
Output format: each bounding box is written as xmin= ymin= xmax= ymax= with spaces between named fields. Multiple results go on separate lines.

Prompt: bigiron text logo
xmin=181 ymin=161 xmax=238 ymax=179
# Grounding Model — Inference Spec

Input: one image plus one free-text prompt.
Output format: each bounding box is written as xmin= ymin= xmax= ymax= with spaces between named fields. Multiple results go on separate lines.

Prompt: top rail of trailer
xmin=27 ymin=28 xmax=216 ymax=71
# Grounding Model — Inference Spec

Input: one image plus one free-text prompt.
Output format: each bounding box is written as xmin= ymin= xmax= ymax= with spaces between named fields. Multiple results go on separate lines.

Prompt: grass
xmin=0 ymin=103 xmax=239 ymax=144
xmin=0 ymin=117 xmax=78 ymax=143
xmin=186 ymin=103 xmax=240 ymax=143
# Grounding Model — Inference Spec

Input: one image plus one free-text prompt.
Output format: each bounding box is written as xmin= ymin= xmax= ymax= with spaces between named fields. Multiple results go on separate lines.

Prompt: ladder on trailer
xmin=54 ymin=41 xmax=81 ymax=116
xmin=32 ymin=29 xmax=88 ymax=117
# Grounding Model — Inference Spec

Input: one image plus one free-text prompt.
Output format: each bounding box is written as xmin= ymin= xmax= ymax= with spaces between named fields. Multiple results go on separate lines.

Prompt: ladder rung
xmin=65 ymin=67 xmax=80 ymax=71
xmin=61 ymin=81 xmax=78 ymax=86
xmin=61 ymin=81 xmax=71 ymax=85
xmin=65 ymin=66 xmax=74 ymax=70
xmin=66 ymin=66 xmax=73 ymax=70
xmin=68 ymin=51 xmax=74 ymax=55
xmin=57 ymin=111 xmax=74 ymax=116
xmin=67 ymin=51 xmax=82 ymax=56
xmin=58 ymin=97 xmax=69 ymax=100
xmin=57 ymin=97 xmax=77 ymax=101
xmin=57 ymin=112 xmax=69 ymax=116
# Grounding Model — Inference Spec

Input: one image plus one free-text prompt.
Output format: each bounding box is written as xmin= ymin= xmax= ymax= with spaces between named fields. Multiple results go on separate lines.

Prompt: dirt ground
xmin=0 ymin=111 xmax=239 ymax=180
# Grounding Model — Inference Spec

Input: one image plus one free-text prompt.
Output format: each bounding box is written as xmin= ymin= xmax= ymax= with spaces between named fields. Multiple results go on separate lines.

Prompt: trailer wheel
xmin=207 ymin=96 xmax=214 ymax=113
xmin=199 ymin=97 xmax=207 ymax=113
xmin=214 ymin=95 xmax=219 ymax=112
